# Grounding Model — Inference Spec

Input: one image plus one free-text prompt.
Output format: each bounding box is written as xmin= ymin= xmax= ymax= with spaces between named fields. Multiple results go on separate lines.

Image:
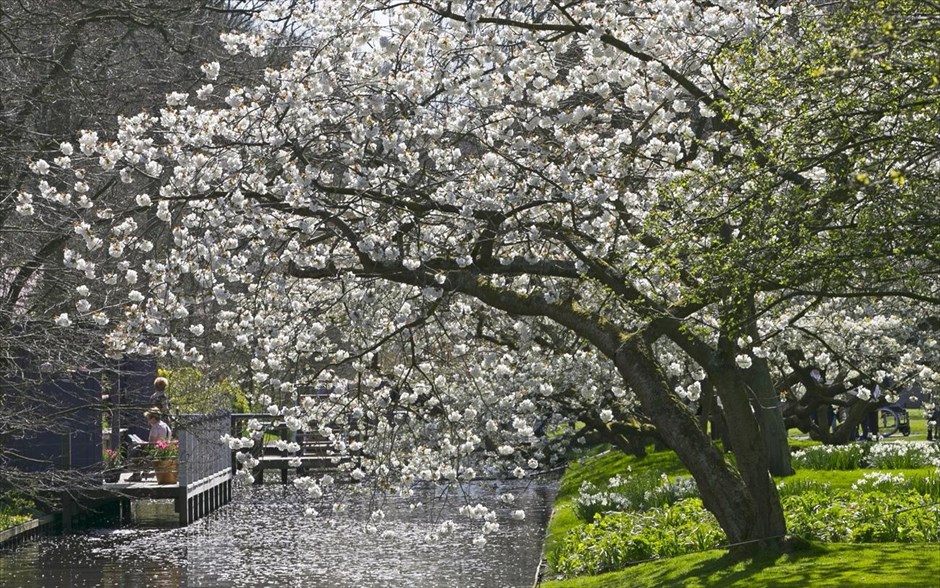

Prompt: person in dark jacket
xmin=150 ymin=376 xmax=171 ymax=417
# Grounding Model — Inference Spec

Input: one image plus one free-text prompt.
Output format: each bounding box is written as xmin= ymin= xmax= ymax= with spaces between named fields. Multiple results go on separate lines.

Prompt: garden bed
xmin=540 ymin=433 xmax=939 ymax=587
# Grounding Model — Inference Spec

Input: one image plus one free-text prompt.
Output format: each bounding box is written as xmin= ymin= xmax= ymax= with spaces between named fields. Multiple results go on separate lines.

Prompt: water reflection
xmin=0 ymin=479 xmax=557 ymax=587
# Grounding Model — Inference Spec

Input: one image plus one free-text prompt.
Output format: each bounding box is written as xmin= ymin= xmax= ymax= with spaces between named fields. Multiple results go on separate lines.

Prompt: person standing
xmin=927 ymin=403 xmax=940 ymax=442
xmin=150 ymin=376 xmax=171 ymax=417
xmin=861 ymin=382 xmax=885 ymax=440
xmin=809 ymin=368 xmax=836 ymax=433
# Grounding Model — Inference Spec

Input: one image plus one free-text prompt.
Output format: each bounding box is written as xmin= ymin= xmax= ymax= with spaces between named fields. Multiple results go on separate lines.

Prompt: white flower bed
xmin=866 ymin=441 xmax=940 ymax=469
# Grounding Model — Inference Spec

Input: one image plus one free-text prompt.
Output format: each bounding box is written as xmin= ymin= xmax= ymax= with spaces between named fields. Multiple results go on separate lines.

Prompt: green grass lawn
xmin=906 ymin=411 xmax=930 ymax=438
xmin=541 ymin=541 xmax=940 ymax=587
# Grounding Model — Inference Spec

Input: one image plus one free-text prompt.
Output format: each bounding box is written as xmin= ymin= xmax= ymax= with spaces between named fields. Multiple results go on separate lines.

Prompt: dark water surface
xmin=0 ymin=479 xmax=557 ymax=588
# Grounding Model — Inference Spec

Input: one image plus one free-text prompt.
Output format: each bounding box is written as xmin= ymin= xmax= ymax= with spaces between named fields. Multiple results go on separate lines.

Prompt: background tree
xmin=709 ymin=0 xmax=940 ymax=441
xmin=0 ymin=0 xmax=283 ymax=501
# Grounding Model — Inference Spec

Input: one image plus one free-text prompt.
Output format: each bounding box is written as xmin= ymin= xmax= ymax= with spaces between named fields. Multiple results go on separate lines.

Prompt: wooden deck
xmin=65 ymin=477 xmax=231 ymax=529
xmin=100 ymin=467 xmax=232 ymax=506
xmin=64 ymin=412 xmax=233 ymax=529
xmin=103 ymin=471 xmax=185 ymax=497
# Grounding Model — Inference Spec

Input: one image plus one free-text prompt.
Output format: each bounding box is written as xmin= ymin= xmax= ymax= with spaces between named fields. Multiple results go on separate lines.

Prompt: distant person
xmin=809 ymin=367 xmax=836 ymax=433
xmin=150 ymin=376 xmax=171 ymax=417
xmin=927 ymin=403 xmax=940 ymax=442
xmin=861 ymin=381 xmax=888 ymax=440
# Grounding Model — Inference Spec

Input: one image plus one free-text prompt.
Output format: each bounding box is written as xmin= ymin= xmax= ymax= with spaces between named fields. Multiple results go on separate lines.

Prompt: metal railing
xmin=176 ymin=411 xmax=231 ymax=486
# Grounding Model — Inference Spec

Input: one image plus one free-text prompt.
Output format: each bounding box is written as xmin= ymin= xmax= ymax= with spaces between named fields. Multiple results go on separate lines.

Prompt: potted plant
xmin=102 ymin=448 xmax=123 ymax=483
xmin=149 ymin=439 xmax=179 ymax=485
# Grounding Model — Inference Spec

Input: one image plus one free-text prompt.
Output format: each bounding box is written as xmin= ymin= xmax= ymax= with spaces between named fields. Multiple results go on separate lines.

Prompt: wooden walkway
xmin=252 ymin=453 xmax=349 ymax=483
xmin=230 ymin=413 xmax=354 ymax=484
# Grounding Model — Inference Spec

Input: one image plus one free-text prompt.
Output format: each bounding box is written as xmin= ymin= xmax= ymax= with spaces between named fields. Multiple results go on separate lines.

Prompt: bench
xmin=119 ymin=434 xmax=158 ymax=481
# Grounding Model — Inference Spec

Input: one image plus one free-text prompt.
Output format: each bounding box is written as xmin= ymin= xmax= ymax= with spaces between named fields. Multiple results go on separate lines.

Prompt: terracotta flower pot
xmin=154 ymin=460 xmax=179 ymax=485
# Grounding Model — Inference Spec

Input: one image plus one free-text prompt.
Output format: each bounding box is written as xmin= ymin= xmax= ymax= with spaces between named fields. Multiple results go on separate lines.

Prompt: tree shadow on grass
xmin=616 ymin=541 xmax=936 ymax=588
xmin=678 ymin=541 xmax=827 ymax=587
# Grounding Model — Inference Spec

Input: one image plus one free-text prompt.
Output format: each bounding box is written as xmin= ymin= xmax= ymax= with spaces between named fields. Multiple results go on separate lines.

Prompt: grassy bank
xmin=541 ymin=414 xmax=939 ymax=587
xmin=543 ymin=446 xmax=689 ymax=559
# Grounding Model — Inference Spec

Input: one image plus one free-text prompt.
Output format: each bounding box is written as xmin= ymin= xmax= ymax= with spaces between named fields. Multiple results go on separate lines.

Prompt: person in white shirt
xmin=127 ymin=408 xmax=173 ymax=481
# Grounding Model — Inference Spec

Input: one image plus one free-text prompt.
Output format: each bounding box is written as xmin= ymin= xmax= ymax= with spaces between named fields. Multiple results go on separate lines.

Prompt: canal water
xmin=0 ymin=479 xmax=557 ymax=588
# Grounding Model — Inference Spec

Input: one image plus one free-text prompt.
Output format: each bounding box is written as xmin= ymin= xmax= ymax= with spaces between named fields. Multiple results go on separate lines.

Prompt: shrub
xmin=782 ymin=490 xmax=856 ymax=542
xmin=550 ymin=499 xmax=723 ymax=576
xmin=791 ymin=444 xmax=867 ymax=470
xmin=865 ymin=441 xmax=940 ymax=469
xmin=783 ymin=488 xmax=940 ymax=543
xmin=851 ymin=471 xmax=940 ymax=499
xmin=851 ymin=472 xmax=908 ymax=493
xmin=572 ymin=480 xmax=633 ymax=523
xmin=0 ymin=491 xmax=37 ymax=531
xmin=645 ymin=476 xmax=698 ymax=509
xmin=849 ymin=491 xmax=939 ymax=543
xmin=792 ymin=441 xmax=940 ymax=471
xmin=907 ymin=472 xmax=940 ymax=498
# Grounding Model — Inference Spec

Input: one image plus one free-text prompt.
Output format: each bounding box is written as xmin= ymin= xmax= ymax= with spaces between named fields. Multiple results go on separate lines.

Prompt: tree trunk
xmin=710 ymin=358 xmax=788 ymax=548
xmin=615 ymin=339 xmax=787 ymax=548
xmin=742 ymin=361 xmax=794 ymax=476
xmin=829 ymin=401 xmax=868 ymax=444
xmin=741 ymin=295 xmax=793 ymax=477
